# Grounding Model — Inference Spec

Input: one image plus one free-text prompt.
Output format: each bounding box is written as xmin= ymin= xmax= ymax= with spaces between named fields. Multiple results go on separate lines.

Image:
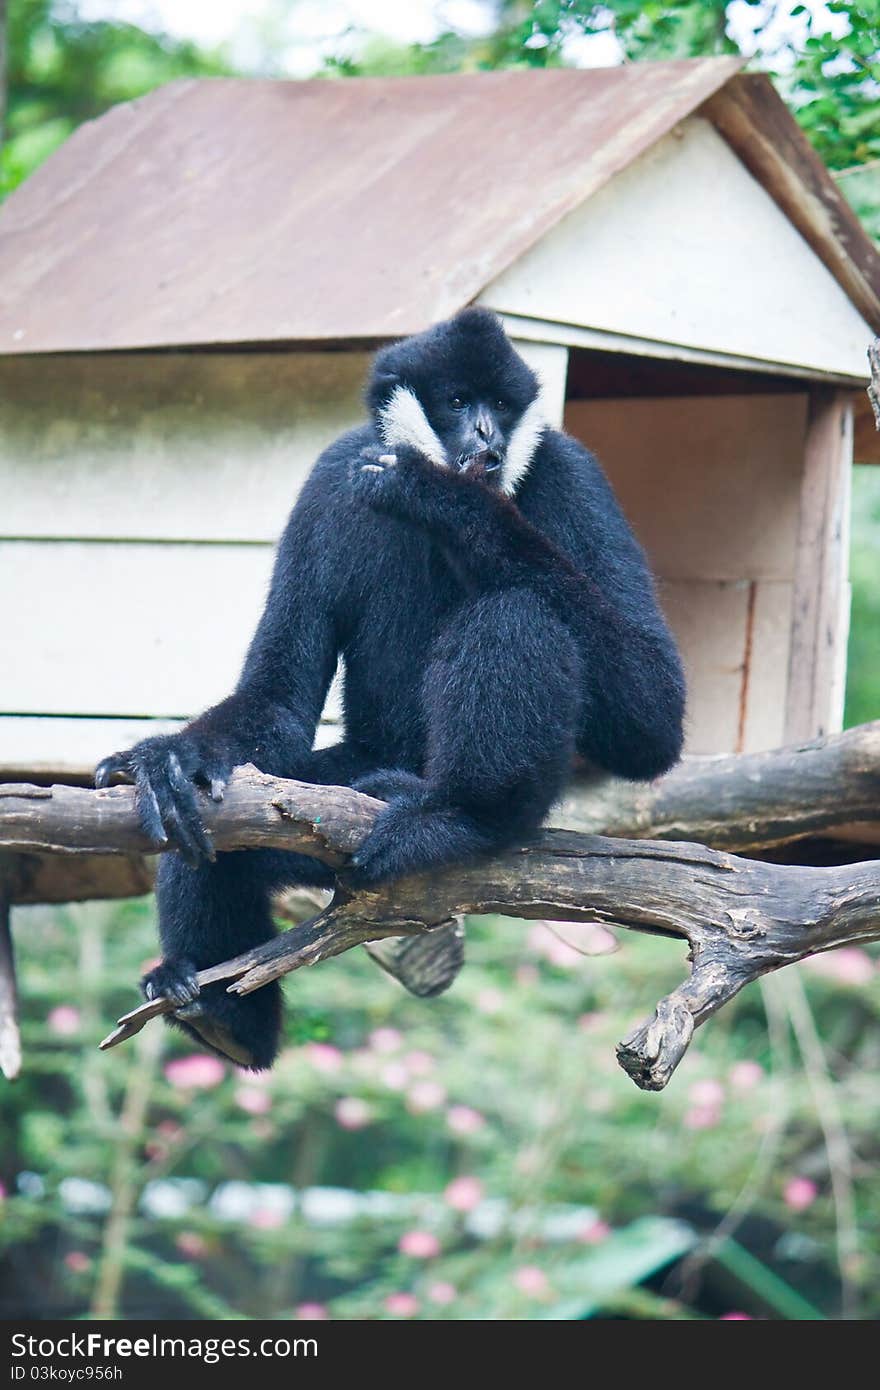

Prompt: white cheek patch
xmin=378 ymin=385 xmax=447 ymax=469
xmin=500 ymin=395 xmax=547 ymax=496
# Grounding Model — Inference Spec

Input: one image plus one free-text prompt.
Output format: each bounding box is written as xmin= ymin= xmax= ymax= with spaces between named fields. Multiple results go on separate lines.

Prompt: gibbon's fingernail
xmin=210 ymin=779 xmax=225 ymax=802
xmin=361 ymin=464 xmax=384 ymax=473
xmin=378 ymin=453 xmax=397 ymax=465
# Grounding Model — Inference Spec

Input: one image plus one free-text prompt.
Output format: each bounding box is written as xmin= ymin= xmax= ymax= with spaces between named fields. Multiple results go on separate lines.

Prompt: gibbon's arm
xmin=352 ymin=443 xmax=587 ymax=607
xmin=95 ymin=475 xmax=341 ymax=863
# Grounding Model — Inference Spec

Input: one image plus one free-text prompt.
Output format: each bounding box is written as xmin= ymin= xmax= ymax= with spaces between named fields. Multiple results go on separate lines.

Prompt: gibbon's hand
xmin=95 ymin=732 xmax=232 ymax=866
xmin=349 ymin=442 xmax=435 ymax=507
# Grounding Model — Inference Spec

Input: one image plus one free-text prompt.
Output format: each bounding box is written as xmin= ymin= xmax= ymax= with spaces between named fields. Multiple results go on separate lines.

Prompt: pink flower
xmin=175 ymin=1232 xmax=208 ymax=1258
xmin=235 ymin=1086 xmax=272 ymax=1115
xmin=444 ymin=1176 xmax=483 ymax=1212
xmin=295 ymin=1303 xmax=329 ymax=1320
xmin=784 ymin=1177 xmax=818 ymax=1211
xmin=334 ymin=1097 xmax=372 ymax=1130
xmin=720 ymin=1312 xmax=752 ymax=1320
xmin=64 ymin=1251 xmax=91 ymax=1273
xmin=398 ymin=1229 xmax=441 ymax=1258
xmin=729 ymin=1061 xmax=764 ymax=1091
xmin=528 ymin=924 xmax=581 ymax=968
xmin=427 ymin=1281 xmax=457 ymax=1305
xmin=48 ymin=1005 xmax=81 ymax=1036
xmin=305 ymin=1042 xmax=343 ymax=1073
xmin=385 ymin=1292 xmax=419 ymax=1317
xmin=689 ymin=1079 xmax=724 ymax=1108
xmin=250 ymin=1207 xmax=284 ymax=1230
xmin=406 ymin=1080 xmax=446 ymax=1114
xmin=381 ymin=1062 xmax=409 ymax=1091
xmin=404 ymin=1050 xmax=435 ymax=1075
xmin=684 ymin=1106 xmax=721 ymax=1130
xmin=514 ymin=1266 xmax=550 ymax=1297
xmin=369 ymin=1027 xmax=403 ymax=1054
xmin=578 ymin=1219 xmax=611 ymax=1245
xmin=447 ymin=1105 xmax=485 ymax=1136
xmin=0 ymin=1182 xmax=6 ymax=1202
xmin=476 ymin=988 xmax=504 ymax=1014
xmin=577 ymin=1012 xmax=604 ymax=1033
xmin=164 ymin=1054 xmax=225 ymax=1090
xmin=515 ymin=963 xmax=539 ymax=987
xmin=803 ymin=948 xmax=874 ymax=987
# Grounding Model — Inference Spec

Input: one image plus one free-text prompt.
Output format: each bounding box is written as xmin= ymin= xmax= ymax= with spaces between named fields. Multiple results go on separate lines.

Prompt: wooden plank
xmin=740 ymin=581 xmax=794 ymax=753
xmin=784 ymin=391 xmax=855 ymax=741
xmin=702 ymin=74 xmax=880 ymax=333
xmin=510 ymin=340 xmax=569 ymax=425
xmin=854 ymin=392 xmax=880 ymax=465
xmin=659 ymin=579 xmax=750 ymax=754
xmin=0 ymin=352 xmax=370 ymax=542
xmin=0 ymin=540 xmax=274 ymax=717
xmin=482 ymin=118 xmax=875 ymax=380
xmin=0 ymin=717 xmax=183 ymax=782
xmin=565 ymin=395 xmax=807 ymax=582
xmin=0 ymin=708 xmax=344 ymax=783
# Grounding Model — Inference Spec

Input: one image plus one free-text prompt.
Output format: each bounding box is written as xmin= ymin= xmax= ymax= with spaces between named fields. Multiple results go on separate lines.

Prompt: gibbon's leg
xmin=349 ymin=589 xmax=582 ymax=884
xmin=575 ymin=621 xmax=685 ymax=782
xmin=145 ymin=740 xmax=379 ymax=1069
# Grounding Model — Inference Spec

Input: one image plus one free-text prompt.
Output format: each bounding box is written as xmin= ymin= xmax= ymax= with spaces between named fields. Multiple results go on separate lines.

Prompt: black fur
xmin=95 ymin=308 xmax=685 ymax=1069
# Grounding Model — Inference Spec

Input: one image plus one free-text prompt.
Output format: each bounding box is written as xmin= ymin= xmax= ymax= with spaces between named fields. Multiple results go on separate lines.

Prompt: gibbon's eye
xmin=449 ymin=393 xmax=467 ymax=410
xmin=495 ymin=399 xmax=507 ymax=412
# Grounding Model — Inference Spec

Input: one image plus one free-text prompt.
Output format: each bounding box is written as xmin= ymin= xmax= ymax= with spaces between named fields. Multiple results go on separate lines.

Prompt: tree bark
xmin=556 ymin=720 xmax=880 ymax=851
xmin=1 ymin=764 xmax=877 ymax=1092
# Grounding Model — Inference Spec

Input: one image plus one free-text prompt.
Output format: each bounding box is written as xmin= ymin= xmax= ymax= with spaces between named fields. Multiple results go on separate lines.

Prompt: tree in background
xmin=1 ymin=0 xmax=230 ymax=195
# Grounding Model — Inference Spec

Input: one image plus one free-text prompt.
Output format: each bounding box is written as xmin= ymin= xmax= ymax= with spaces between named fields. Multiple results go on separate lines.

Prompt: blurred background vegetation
xmin=0 ymin=0 xmax=878 ymax=1321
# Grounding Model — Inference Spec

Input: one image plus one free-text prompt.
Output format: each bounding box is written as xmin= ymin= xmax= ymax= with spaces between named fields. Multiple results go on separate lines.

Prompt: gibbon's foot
xmin=142 ymin=956 xmax=201 ymax=1009
xmin=347 ymin=800 xmax=494 ymax=887
xmin=351 ymin=768 xmax=427 ymax=802
xmin=142 ymin=957 xmax=277 ymax=1070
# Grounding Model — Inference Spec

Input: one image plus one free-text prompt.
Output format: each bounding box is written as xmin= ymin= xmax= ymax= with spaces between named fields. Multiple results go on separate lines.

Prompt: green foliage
xmin=784 ymin=2 xmax=880 ymax=169
xmin=845 ymin=465 xmax=880 ymax=726
xmin=1 ymin=896 xmax=878 ymax=1320
xmin=1 ymin=0 xmax=231 ymax=196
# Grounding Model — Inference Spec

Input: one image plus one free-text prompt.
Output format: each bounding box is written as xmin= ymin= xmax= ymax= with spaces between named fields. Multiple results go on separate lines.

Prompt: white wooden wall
xmin=481 ymin=117 xmax=874 ymax=383
xmin=0 ymin=341 xmax=569 ymax=778
xmin=565 ymin=393 xmax=810 ymax=754
xmin=0 ymin=351 xmax=371 ymax=775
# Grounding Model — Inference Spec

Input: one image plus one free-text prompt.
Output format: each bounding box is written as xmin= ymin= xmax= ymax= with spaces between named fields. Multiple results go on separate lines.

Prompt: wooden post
xmin=785 ymin=390 xmax=854 ymax=742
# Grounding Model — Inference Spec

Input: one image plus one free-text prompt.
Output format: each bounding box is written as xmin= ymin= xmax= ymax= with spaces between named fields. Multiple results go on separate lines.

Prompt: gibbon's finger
xmin=94 ymin=752 xmax=132 ymax=788
xmin=144 ymin=971 xmax=198 ymax=1009
xmin=190 ymin=767 xmax=227 ymax=803
xmin=132 ymin=768 xmax=169 ymax=848
xmin=360 ymin=463 xmax=384 ymax=473
xmin=167 ymin=754 xmax=216 ymax=862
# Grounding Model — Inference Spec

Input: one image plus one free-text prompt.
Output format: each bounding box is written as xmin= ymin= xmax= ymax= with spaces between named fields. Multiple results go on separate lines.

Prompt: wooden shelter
xmin=0 ymin=58 xmax=877 ymax=832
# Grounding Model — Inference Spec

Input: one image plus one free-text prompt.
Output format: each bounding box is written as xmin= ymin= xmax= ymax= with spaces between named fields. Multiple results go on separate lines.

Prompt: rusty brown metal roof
xmin=0 ymin=60 xmax=749 ymax=353
xmin=4 ymin=58 xmax=878 ymax=354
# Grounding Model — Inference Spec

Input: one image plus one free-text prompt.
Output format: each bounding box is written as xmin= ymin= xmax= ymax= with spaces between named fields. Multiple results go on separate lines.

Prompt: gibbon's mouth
xmin=456 ymin=448 xmax=503 ymax=475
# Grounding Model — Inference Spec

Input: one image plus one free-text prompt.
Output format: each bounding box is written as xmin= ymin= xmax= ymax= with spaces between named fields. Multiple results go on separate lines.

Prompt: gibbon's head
xmin=367 ymin=308 xmax=546 ymax=494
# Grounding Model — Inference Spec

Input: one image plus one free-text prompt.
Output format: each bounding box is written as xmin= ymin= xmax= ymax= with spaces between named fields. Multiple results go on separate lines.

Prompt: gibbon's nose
xmin=474 ymin=411 xmax=495 ymax=443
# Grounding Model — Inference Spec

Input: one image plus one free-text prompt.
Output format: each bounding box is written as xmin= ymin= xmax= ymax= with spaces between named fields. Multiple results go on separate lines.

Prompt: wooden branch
xmin=2 ymin=764 xmax=878 ymax=1091
xmin=557 ymin=721 xmax=880 ymax=852
xmin=868 ymin=338 xmax=880 ymax=431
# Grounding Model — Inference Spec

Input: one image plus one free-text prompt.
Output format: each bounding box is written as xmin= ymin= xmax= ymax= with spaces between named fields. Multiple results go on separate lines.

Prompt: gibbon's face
xmin=368 ymin=308 xmax=547 ymax=495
